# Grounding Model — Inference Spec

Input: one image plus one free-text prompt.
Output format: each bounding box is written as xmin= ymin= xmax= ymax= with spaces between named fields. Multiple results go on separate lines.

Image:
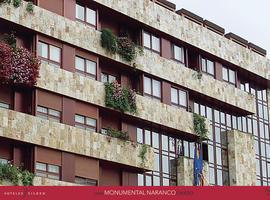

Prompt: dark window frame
xmin=201 ymin=57 xmax=215 ymax=77
xmin=142 ymin=30 xmax=161 ymax=54
xmin=143 ymin=75 xmax=162 ymax=100
xmin=170 ymin=86 xmax=188 ymax=110
xmin=75 ymin=56 xmax=97 ymax=80
xmin=35 ymin=162 xmax=61 ymax=180
xmin=38 ymin=41 xmax=62 ymax=67
xmin=75 ymin=2 xmax=97 ymax=28
xmin=75 ymin=114 xmax=97 ymax=132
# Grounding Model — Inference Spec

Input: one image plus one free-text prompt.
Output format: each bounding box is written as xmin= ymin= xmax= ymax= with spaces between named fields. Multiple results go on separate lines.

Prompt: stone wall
xmin=227 ymin=130 xmax=256 ymax=186
xmin=0 ymin=108 xmax=154 ymax=171
xmin=33 ymin=177 xmax=81 ymax=186
xmin=177 ymin=156 xmax=209 ymax=186
xmin=95 ymin=0 xmax=270 ymax=80
xmin=37 ymin=63 xmax=200 ymax=136
xmin=0 ymin=2 xmax=256 ymax=113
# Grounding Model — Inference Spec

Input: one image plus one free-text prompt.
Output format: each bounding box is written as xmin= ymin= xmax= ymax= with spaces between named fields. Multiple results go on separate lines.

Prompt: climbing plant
xmin=193 ymin=113 xmax=208 ymax=142
xmin=138 ymin=144 xmax=148 ymax=166
xmin=106 ymin=127 xmax=129 ymax=140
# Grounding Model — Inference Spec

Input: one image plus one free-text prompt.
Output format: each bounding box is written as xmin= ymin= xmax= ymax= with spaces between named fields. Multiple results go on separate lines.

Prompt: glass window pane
xmin=86 ymin=117 xmax=96 ymax=127
xmin=152 ymin=80 xmax=161 ymax=98
xmin=222 ymin=67 xmax=228 ymax=81
xmin=209 ymin=167 xmax=215 ymax=184
xmin=206 ymin=107 xmax=212 ymax=120
xmin=216 ymin=147 xmax=222 ymax=165
xmin=138 ymin=174 xmax=144 ymax=186
xmin=136 ymin=128 xmax=143 ymax=143
xmin=86 ymin=8 xmax=96 ymax=25
xmin=75 ymin=115 xmax=85 ymax=124
xmin=214 ymin=110 xmax=220 ymax=123
xmin=174 ymin=45 xmax=183 ymax=62
xmin=152 ymin=132 xmax=159 ymax=149
xmin=86 ymin=60 xmax=96 ymax=76
xmin=162 ymin=135 xmax=168 ymax=151
xmin=143 ymin=32 xmax=151 ymax=49
xmin=217 ymin=169 xmax=223 ymax=186
xmin=151 ymin=35 xmax=160 ymax=52
xmin=108 ymin=75 xmax=116 ymax=83
xmin=179 ymin=90 xmax=187 ymax=107
xmin=162 ymin=155 xmax=169 ymax=173
xmin=208 ymin=145 xmax=214 ymax=163
xmin=228 ymin=69 xmax=235 ymax=84
xmin=38 ymin=42 xmax=48 ymax=58
xmin=37 ymin=106 xmax=47 ymax=114
xmin=36 ymin=162 xmax=46 ymax=171
xmin=75 ymin=56 xmax=85 ymax=71
xmin=153 ymin=176 xmax=160 ymax=186
xmin=48 ymin=174 xmax=60 ymax=180
xmin=101 ymin=73 xmax=108 ymax=83
xmin=145 ymin=130 xmax=151 ymax=145
xmin=49 ymin=109 xmax=60 ymax=117
xmin=207 ymin=60 xmax=214 ymax=75
xmin=145 ymin=175 xmax=152 ymax=186
xmin=0 ymin=102 xmax=9 ymax=109
xmin=76 ymin=4 xmax=85 ymax=21
xmin=201 ymin=58 xmax=206 ymax=72
xmin=171 ymin=88 xmax=178 ymax=104
xmin=48 ymin=165 xmax=59 ymax=173
xmin=144 ymin=77 xmax=151 ymax=95
xmin=49 ymin=45 xmax=61 ymax=63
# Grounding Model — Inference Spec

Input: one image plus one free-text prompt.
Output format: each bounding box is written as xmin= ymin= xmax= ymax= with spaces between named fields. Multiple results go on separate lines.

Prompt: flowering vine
xmin=105 ymin=81 xmax=137 ymax=114
xmin=0 ymin=42 xmax=40 ymax=87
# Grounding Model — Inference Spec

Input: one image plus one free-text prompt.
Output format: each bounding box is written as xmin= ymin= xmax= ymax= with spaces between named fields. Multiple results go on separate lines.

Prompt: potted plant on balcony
xmin=0 ymin=42 xmax=40 ymax=87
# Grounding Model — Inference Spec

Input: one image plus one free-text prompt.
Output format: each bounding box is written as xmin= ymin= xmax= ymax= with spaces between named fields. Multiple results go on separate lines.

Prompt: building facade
xmin=0 ymin=0 xmax=269 ymax=186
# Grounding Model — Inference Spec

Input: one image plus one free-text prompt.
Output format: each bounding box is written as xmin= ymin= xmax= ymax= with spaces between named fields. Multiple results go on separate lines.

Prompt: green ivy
xmin=3 ymin=32 xmax=16 ymax=48
xmin=0 ymin=163 xmax=35 ymax=186
xmin=101 ymin=29 xmax=117 ymax=54
xmin=0 ymin=0 xmax=11 ymax=4
xmin=139 ymin=144 xmax=148 ymax=166
xmin=101 ymin=29 xmax=143 ymax=63
xmin=105 ymin=82 xmax=137 ymax=114
xmin=106 ymin=127 xmax=129 ymax=140
xmin=12 ymin=0 xmax=21 ymax=8
xmin=26 ymin=1 xmax=34 ymax=13
xmin=193 ymin=113 xmax=208 ymax=142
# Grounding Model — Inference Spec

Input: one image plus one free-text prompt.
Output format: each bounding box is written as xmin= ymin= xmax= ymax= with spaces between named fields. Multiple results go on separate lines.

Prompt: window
xmin=75 ymin=56 xmax=97 ymax=79
xmin=143 ymin=76 xmax=161 ymax=100
xmin=75 ymin=114 xmax=97 ymax=132
xmin=0 ymin=102 xmax=10 ymax=109
xmin=75 ymin=177 xmax=97 ymax=185
xmin=0 ymin=158 xmax=8 ymax=164
xmin=36 ymin=162 xmax=60 ymax=180
xmin=37 ymin=106 xmax=61 ymax=122
xmin=101 ymin=73 xmax=117 ymax=83
xmin=143 ymin=31 xmax=160 ymax=53
xmin=173 ymin=44 xmax=185 ymax=63
xmin=222 ymin=66 xmax=236 ymax=85
xmin=171 ymin=87 xmax=188 ymax=109
xmin=38 ymin=41 xmax=61 ymax=67
xmin=76 ymin=3 xmax=97 ymax=27
xmin=201 ymin=58 xmax=215 ymax=76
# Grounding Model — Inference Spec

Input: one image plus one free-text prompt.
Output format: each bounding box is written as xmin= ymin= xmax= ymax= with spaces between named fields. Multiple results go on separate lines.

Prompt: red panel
xmin=161 ymin=38 xmax=172 ymax=59
xmin=64 ymin=0 xmax=76 ymax=20
xmin=62 ymin=44 xmax=75 ymax=72
xmin=61 ymin=152 xmax=75 ymax=182
xmin=38 ymin=0 xmax=63 ymax=16
xmin=62 ymin=97 xmax=75 ymax=126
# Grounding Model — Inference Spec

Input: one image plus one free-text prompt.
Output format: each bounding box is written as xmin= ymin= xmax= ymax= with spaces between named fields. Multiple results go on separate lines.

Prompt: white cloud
xmin=169 ymin=0 xmax=270 ymax=58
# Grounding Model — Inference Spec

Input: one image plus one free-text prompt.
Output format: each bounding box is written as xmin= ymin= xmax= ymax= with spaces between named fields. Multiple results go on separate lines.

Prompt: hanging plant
xmin=193 ymin=113 xmax=208 ymax=142
xmin=2 ymin=32 xmax=16 ymax=48
xmin=0 ymin=42 xmax=40 ymax=87
xmin=106 ymin=127 xmax=129 ymax=140
xmin=101 ymin=28 xmax=143 ymax=63
xmin=12 ymin=0 xmax=21 ymax=8
xmin=105 ymin=81 xmax=137 ymax=114
xmin=0 ymin=162 xmax=35 ymax=186
xmin=26 ymin=1 xmax=34 ymax=13
xmin=101 ymin=29 xmax=117 ymax=54
xmin=139 ymin=144 xmax=148 ymax=166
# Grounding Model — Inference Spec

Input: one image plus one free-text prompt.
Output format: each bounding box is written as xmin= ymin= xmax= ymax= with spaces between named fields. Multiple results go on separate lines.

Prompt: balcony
xmin=0 ymin=108 xmax=155 ymax=171
xmin=94 ymin=0 xmax=270 ymax=80
xmin=37 ymin=63 xmax=205 ymax=138
xmin=0 ymin=1 xmax=256 ymax=114
xmin=33 ymin=177 xmax=81 ymax=186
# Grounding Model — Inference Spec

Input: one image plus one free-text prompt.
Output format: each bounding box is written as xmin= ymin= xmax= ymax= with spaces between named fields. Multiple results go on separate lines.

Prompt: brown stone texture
xmin=95 ymin=0 xmax=270 ymax=80
xmin=0 ymin=2 xmax=256 ymax=114
xmin=227 ymin=130 xmax=256 ymax=186
xmin=0 ymin=108 xmax=154 ymax=171
xmin=33 ymin=177 xmax=81 ymax=186
xmin=37 ymin=63 xmax=201 ymax=136
xmin=177 ymin=156 xmax=209 ymax=186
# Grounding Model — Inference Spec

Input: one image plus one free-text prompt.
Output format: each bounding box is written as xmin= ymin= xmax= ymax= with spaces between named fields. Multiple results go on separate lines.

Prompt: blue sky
xmin=170 ymin=0 xmax=270 ymax=58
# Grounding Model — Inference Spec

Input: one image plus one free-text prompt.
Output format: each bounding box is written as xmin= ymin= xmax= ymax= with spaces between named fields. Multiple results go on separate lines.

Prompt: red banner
xmin=0 ymin=186 xmax=269 ymax=200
